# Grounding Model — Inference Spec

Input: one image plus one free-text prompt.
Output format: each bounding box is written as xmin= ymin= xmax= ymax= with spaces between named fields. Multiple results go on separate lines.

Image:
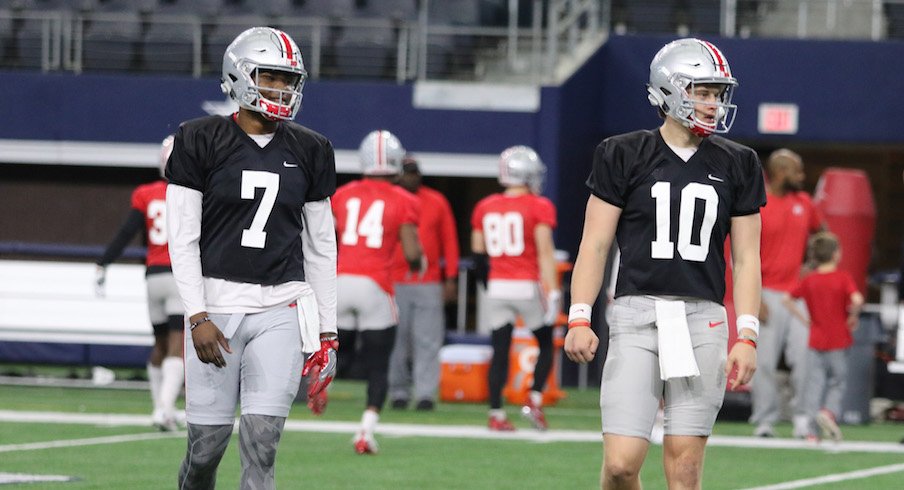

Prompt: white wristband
xmin=736 ymin=314 xmax=760 ymax=336
xmin=568 ymin=303 xmax=592 ymax=322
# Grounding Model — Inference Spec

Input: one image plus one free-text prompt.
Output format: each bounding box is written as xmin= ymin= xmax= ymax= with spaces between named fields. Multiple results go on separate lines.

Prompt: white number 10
xmin=650 ymin=182 xmax=718 ymax=262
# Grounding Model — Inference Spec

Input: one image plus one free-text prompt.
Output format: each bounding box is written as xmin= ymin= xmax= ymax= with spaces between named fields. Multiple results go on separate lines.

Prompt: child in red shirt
xmin=783 ymin=232 xmax=864 ymax=442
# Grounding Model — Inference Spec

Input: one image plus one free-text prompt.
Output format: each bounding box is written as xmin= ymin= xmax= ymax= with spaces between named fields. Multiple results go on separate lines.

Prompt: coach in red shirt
xmin=750 ymin=149 xmax=825 ymax=439
xmin=388 ymin=157 xmax=460 ymax=411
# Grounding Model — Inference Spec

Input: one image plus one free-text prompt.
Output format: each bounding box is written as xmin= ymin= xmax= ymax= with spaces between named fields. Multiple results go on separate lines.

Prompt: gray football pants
xmin=802 ymin=348 xmax=848 ymax=420
xmin=388 ymin=283 xmax=444 ymax=402
xmin=750 ymin=288 xmax=810 ymax=426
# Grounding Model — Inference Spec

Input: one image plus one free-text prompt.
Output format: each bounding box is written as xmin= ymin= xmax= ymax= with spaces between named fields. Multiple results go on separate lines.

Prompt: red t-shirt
xmin=760 ymin=190 xmax=822 ymax=291
xmin=132 ymin=180 xmax=171 ymax=267
xmin=332 ymin=179 xmax=418 ymax=294
xmin=391 ymin=185 xmax=459 ymax=284
xmin=471 ymin=193 xmax=557 ymax=281
xmin=790 ymin=270 xmax=858 ymax=351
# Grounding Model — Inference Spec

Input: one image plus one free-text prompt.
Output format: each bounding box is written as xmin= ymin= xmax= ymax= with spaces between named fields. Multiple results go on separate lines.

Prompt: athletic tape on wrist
xmin=736 ymin=314 xmax=760 ymax=336
xmin=568 ymin=303 xmax=592 ymax=322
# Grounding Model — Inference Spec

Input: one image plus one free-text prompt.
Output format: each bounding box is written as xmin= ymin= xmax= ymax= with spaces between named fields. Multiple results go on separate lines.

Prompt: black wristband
xmin=190 ymin=316 xmax=210 ymax=331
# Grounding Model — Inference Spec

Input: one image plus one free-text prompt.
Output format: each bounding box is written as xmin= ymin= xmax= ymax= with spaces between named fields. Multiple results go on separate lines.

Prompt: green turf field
xmin=1 ymin=380 xmax=903 ymax=489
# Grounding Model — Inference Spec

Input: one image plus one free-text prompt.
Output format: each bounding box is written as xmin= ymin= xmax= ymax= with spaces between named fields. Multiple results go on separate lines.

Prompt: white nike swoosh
xmin=707 ymin=174 xmax=724 ymax=182
xmin=283 ymin=161 xmax=298 ymax=168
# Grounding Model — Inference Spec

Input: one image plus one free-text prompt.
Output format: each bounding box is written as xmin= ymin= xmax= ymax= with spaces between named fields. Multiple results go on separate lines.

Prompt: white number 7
xmin=241 ymin=170 xmax=280 ymax=249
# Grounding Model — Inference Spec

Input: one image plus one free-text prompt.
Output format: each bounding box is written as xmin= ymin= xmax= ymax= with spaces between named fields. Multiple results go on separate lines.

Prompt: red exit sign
xmin=758 ymin=103 xmax=799 ymax=134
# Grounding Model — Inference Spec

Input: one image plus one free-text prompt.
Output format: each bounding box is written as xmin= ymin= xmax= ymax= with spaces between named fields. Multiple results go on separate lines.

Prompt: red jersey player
xmin=96 ymin=134 xmax=184 ymax=431
xmin=332 ymin=129 xmax=423 ymax=454
xmin=471 ymin=145 xmax=559 ymax=431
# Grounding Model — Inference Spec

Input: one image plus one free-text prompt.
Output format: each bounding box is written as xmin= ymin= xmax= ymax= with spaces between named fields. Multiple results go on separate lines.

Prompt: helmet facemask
xmin=670 ymin=76 xmax=737 ymax=137
xmin=233 ymin=62 xmax=305 ymax=121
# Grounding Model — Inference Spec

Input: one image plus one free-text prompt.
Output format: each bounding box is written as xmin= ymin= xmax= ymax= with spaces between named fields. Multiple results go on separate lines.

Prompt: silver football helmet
xmin=358 ymin=130 xmax=406 ymax=176
xmin=159 ymin=134 xmax=174 ymax=179
xmin=647 ymin=38 xmax=737 ymax=137
xmin=498 ymin=145 xmax=546 ymax=193
xmin=221 ymin=27 xmax=307 ymax=121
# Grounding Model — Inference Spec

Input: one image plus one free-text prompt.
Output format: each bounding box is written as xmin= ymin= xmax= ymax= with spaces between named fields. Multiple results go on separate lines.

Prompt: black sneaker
xmin=390 ymin=398 xmax=409 ymax=410
xmin=415 ymin=400 xmax=435 ymax=411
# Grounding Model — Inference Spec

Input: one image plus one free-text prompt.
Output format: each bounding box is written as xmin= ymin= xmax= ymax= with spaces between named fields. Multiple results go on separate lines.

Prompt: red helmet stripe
xmin=701 ymin=40 xmax=730 ymax=77
xmin=278 ymin=31 xmax=294 ymax=62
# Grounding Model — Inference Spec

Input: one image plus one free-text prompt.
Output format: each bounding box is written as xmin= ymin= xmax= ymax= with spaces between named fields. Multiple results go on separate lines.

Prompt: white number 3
xmin=650 ymin=181 xmax=718 ymax=262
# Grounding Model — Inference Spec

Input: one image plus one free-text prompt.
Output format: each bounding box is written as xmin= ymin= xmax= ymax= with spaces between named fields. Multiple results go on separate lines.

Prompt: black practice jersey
xmin=166 ymin=115 xmax=336 ymax=285
xmin=587 ymin=129 xmax=766 ymax=304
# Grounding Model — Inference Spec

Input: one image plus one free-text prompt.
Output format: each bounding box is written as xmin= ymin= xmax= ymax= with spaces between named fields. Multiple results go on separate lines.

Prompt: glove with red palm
xmin=302 ymin=336 xmax=338 ymax=415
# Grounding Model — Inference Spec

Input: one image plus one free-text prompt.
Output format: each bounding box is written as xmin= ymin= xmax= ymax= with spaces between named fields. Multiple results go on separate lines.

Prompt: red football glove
xmin=302 ymin=337 xmax=338 ymax=415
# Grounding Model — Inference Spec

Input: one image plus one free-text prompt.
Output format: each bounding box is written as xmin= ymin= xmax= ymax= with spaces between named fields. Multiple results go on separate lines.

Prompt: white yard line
xmin=0 ymin=431 xmax=182 ymax=453
xmin=742 ymin=462 xmax=904 ymax=490
xmin=2 ymin=409 xmax=904 ymax=453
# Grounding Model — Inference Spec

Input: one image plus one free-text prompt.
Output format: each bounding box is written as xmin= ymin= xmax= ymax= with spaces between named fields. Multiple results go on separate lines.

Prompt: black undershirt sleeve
xmin=97 ymin=209 xmax=144 ymax=266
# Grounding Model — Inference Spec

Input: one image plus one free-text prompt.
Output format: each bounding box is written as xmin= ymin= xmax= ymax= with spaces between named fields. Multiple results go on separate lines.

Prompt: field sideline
xmin=1 ymin=380 xmax=904 ymax=489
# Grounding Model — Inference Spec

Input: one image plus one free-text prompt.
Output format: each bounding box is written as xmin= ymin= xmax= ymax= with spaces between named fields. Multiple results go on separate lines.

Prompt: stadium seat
xmin=687 ymin=0 xmax=721 ymax=35
xmin=0 ymin=10 xmax=11 ymax=64
xmin=297 ymin=0 xmax=355 ymax=19
xmin=0 ymin=0 xmax=38 ymax=9
xmin=151 ymin=0 xmax=220 ymax=16
xmin=887 ymin=3 xmax=904 ymax=39
xmin=142 ymin=16 xmax=197 ymax=74
xmin=359 ymin=0 xmax=417 ymax=22
xmin=250 ymin=0 xmax=291 ymax=17
xmin=334 ymin=22 xmax=395 ymax=78
xmin=99 ymin=0 xmax=157 ymax=13
xmin=30 ymin=0 xmax=98 ymax=11
xmin=625 ymin=0 xmax=677 ymax=34
xmin=14 ymin=16 xmax=51 ymax=69
xmin=424 ymin=35 xmax=455 ymax=78
xmin=429 ymin=0 xmax=480 ymax=25
xmin=81 ymin=11 xmax=142 ymax=72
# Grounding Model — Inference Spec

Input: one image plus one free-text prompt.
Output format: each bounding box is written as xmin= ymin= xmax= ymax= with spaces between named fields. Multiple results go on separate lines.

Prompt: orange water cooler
xmin=502 ymin=326 xmax=567 ymax=405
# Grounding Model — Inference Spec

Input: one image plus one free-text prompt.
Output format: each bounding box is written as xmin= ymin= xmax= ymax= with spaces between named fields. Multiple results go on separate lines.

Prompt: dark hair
xmin=808 ymin=231 xmax=839 ymax=265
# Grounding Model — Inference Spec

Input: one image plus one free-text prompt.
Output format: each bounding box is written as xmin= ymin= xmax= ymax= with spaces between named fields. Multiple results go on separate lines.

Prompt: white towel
xmin=297 ymin=290 xmax=321 ymax=355
xmin=655 ymin=300 xmax=700 ymax=380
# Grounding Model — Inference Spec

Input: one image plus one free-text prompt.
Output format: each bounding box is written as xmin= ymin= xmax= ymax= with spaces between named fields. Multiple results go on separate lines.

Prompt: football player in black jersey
xmin=166 ymin=27 xmax=338 ymax=490
xmin=564 ymin=38 xmax=765 ymax=489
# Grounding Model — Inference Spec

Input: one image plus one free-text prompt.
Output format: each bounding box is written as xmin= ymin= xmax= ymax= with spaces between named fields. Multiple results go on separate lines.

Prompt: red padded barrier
xmin=813 ymin=168 xmax=876 ymax=295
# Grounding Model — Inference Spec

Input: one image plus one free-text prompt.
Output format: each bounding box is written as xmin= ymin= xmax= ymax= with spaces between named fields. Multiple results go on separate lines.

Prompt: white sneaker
xmin=152 ymin=409 xmax=178 ymax=432
xmin=753 ymin=424 xmax=775 ymax=438
xmin=792 ymin=415 xmax=811 ymax=439
xmin=816 ymin=409 xmax=842 ymax=442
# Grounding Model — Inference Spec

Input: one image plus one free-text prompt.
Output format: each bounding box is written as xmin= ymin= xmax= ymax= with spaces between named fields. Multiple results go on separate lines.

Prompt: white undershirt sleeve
xmin=301 ymin=197 xmax=338 ymax=334
xmin=166 ymin=184 xmax=207 ymax=317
